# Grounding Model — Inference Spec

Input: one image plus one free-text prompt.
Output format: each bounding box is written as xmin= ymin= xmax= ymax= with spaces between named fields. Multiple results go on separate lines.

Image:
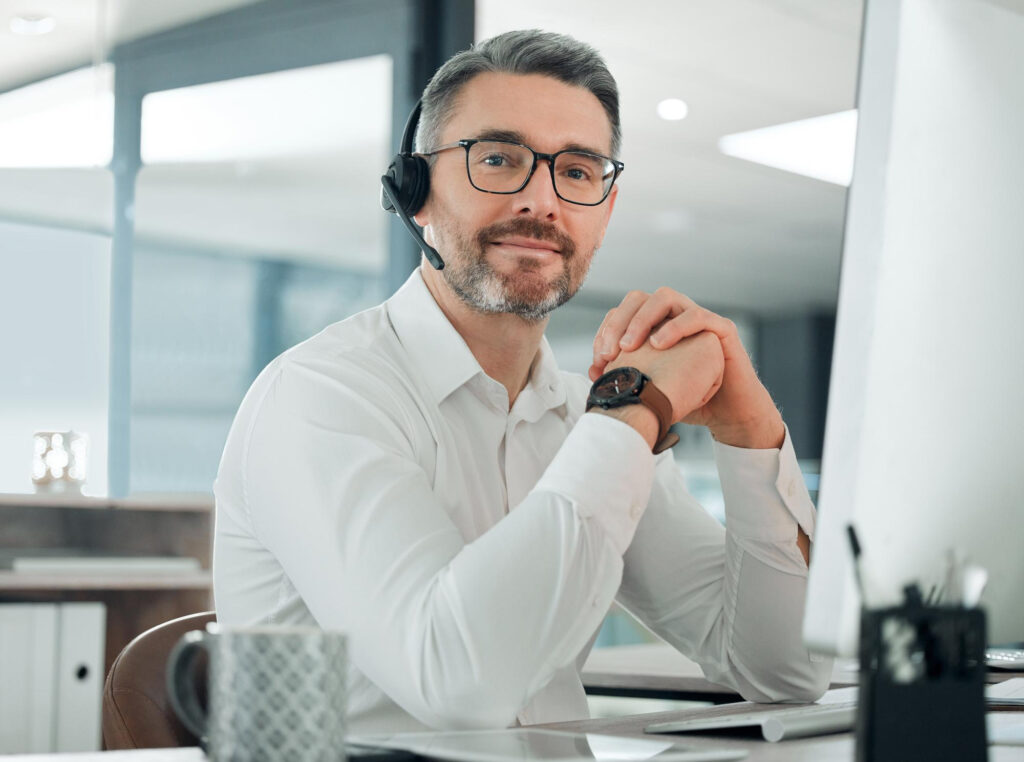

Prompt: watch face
xmin=592 ymin=366 xmax=643 ymax=403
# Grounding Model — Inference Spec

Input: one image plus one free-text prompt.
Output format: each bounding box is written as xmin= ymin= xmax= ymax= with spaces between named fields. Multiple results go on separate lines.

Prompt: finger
xmin=592 ymin=326 xmax=620 ymax=371
xmin=593 ymin=291 xmax=650 ymax=363
xmin=620 ymin=288 xmax=696 ymax=351
xmin=650 ymin=307 xmax=736 ymax=351
xmin=591 ymin=310 xmax=617 ymax=367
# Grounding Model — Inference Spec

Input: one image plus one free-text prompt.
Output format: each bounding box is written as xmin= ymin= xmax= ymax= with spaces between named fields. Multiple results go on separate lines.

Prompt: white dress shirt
xmin=213 ymin=270 xmax=831 ymax=733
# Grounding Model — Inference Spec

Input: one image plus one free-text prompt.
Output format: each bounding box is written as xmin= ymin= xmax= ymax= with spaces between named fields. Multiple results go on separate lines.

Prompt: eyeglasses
xmin=422 ymin=139 xmax=624 ymax=206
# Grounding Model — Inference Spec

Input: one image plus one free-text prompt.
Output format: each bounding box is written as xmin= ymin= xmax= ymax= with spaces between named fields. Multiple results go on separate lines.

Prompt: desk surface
xmin=540 ymin=710 xmax=1024 ymax=761
xmin=9 ymin=645 xmax=1023 ymax=761
xmin=1 ymin=751 xmax=204 ymax=761
xmin=581 ymin=643 xmax=851 ymax=702
xmin=5 ymin=712 xmax=1024 ymax=762
xmin=7 ymin=716 xmax=1024 ymax=762
xmin=582 ymin=642 xmax=1023 ymax=701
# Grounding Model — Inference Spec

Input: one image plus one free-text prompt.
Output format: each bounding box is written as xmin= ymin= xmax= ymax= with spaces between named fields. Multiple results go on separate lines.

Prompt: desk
xmin=5 ymin=716 xmax=1024 ymax=762
xmin=0 ymin=750 xmax=204 ymax=761
xmin=582 ymin=642 xmax=1024 ymax=702
xmin=581 ymin=643 xmax=854 ymax=703
xmin=8 ymin=644 xmax=1024 ymax=761
xmin=583 ymin=643 xmax=737 ymax=703
xmin=539 ymin=710 xmax=1024 ymax=761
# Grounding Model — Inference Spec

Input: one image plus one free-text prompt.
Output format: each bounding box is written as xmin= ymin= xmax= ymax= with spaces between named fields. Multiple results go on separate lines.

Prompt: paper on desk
xmin=986 ymin=678 xmax=1024 ymax=706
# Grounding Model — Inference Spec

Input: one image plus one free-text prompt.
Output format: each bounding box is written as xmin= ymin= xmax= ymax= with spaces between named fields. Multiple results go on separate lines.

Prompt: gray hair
xmin=415 ymin=29 xmax=621 ymax=159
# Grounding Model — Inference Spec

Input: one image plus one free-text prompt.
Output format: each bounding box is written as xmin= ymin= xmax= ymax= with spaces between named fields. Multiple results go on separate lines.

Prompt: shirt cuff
xmin=533 ymin=412 xmax=656 ymax=555
xmin=713 ymin=424 xmax=816 ymax=541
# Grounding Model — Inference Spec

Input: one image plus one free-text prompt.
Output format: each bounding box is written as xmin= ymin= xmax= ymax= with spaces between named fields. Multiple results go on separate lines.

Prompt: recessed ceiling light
xmin=10 ymin=14 xmax=57 ymax=36
xmin=657 ymin=98 xmax=689 ymax=121
xmin=718 ymin=110 xmax=857 ymax=186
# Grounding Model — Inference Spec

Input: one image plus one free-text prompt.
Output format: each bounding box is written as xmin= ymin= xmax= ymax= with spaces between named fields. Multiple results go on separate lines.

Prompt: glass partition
xmin=0 ymin=216 xmax=112 ymax=495
xmin=129 ymin=56 xmax=391 ymax=494
xmin=0 ymin=62 xmax=116 ymax=495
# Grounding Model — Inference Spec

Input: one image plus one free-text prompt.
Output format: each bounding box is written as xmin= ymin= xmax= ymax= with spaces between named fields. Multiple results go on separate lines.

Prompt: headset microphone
xmin=380 ymin=100 xmax=444 ymax=270
xmin=380 ymin=175 xmax=443 ymax=271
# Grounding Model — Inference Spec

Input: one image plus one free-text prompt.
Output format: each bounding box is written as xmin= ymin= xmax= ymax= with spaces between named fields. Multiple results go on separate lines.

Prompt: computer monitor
xmin=802 ymin=0 xmax=1024 ymax=657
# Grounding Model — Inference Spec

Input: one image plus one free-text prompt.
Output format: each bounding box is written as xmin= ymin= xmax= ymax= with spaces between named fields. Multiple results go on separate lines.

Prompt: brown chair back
xmin=102 ymin=611 xmax=215 ymax=749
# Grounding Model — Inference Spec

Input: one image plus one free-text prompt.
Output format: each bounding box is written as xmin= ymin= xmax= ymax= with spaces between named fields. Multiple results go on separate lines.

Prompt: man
xmin=213 ymin=29 xmax=830 ymax=733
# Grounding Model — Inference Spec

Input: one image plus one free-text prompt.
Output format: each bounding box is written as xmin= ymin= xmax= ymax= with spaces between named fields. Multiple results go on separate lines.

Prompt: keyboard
xmin=988 ymin=648 xmax=1024 ymax=670
xmin=645 ymin=701 xmax=857 ymax=743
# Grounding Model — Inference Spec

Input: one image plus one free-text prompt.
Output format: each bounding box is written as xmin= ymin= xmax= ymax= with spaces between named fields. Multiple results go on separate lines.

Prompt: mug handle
xmin=166 ymin=629 xmax=210 ymax=741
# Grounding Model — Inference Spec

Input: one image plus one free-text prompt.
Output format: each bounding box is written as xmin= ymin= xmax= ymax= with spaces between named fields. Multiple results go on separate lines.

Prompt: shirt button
xmin=629 ymin=504 xmax=642 ymax=520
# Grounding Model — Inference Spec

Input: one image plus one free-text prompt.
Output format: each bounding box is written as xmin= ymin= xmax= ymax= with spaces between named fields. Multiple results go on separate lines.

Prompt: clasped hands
xmin=589 ymin=288 xmax=785 ymax=450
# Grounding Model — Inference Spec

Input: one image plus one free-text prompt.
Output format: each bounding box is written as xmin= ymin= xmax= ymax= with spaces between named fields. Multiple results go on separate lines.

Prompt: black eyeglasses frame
xmin=421 ymin=139 xmax=624 ymax=207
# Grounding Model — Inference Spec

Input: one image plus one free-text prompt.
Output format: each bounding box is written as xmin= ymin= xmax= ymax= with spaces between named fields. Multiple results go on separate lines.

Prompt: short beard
xmin=442 ymin=217 xmax=587 ymax=323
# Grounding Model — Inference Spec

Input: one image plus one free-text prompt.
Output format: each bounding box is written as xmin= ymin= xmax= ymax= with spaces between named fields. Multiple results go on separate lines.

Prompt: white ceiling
xmin=0 ymin=0 xmax=254 ymax=92
xmin=0 ymin=0 xmax=863 ymax=315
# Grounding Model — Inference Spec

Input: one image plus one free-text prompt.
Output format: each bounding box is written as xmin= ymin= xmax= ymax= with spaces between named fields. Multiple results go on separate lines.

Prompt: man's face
xmin=415 ymin=72 xmax=618 ymax=322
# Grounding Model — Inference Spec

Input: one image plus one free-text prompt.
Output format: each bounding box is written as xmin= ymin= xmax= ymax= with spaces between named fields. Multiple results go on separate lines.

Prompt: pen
xmin=846 ymin=524 xmax=870 ymax=608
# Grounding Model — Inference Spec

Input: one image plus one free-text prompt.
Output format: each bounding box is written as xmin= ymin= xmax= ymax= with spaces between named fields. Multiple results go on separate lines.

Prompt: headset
xmin=380 ymin=100 xmax=445 ymax=270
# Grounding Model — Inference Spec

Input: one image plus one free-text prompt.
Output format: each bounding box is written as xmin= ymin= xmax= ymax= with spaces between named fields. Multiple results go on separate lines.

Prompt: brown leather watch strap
xmin=638 ymin=379 xmax=680 ymax=454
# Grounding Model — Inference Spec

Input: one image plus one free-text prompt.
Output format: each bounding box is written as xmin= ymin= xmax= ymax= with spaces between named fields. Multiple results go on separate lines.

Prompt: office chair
xmin=102 ymin=610 xmax=215 ymax=750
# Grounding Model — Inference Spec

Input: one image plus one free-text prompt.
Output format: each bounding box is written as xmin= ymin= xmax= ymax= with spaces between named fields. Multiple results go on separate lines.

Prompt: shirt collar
xmin=525 ymin=336 xmax=568 ymax=416
xmin=386 ymin=269 xmax=569 ymax=414
xmin=386 ymin=269 xmax=483 ymax=405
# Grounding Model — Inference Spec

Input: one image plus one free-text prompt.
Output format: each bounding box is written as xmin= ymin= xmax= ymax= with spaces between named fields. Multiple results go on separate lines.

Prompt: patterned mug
xmin=167 ymin=623 xmax=347 ymax=761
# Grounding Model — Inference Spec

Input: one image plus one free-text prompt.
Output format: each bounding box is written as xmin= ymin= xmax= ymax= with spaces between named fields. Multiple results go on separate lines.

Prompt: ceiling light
xmin=10 ymin=14 xmax=56 ymax=36
xmin=718 ymin=110 xmax=857 ymax=186
xmin=140 ymin=55 xmax=391 ymax=164
xmin=0 ymin=56 xmax=391 ymax=169
xmin=0 ymin=65 xmax=113 ymax=168
xmin=657 ymin=98 xmax=689 ymax=121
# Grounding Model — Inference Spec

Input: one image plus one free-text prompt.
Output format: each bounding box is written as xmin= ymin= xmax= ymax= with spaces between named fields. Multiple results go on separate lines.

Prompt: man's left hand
xmin=589 ymin=287 xmax=785 ymax=450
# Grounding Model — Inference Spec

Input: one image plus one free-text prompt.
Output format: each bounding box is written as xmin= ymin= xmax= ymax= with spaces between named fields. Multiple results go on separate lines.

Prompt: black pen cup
xmin=855 ymin=602 xmax=986 ymax=762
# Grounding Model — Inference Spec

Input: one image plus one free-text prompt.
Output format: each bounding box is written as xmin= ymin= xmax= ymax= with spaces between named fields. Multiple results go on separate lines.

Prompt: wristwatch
xmin=586 ymin=366 xmax=680 ymax=454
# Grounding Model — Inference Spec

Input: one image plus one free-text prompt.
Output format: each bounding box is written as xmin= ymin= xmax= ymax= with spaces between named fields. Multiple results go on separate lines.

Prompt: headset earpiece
xmin=381 ymin=153 xmax=430 ymax=216
xmin=380 ymin=99 xmax=444 ymax=270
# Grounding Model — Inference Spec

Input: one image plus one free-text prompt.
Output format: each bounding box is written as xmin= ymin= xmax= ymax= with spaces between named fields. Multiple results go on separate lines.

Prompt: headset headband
xmin=402 ymin=100 xmax=422 ymax=155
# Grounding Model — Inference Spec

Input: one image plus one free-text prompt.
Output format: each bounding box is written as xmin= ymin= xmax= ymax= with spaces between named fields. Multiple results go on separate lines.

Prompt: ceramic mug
xmin=167 ymin=623 xmax=347 ymax=761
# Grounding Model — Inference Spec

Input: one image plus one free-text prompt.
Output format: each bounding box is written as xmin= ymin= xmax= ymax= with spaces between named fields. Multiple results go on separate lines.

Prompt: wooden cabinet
xmin=0 ymin=493 xmax=213 ymax=676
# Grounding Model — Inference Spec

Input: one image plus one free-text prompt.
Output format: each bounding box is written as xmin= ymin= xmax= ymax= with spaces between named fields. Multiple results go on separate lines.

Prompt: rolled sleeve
xmin=713 ymin=426 xmax=816 ymax=573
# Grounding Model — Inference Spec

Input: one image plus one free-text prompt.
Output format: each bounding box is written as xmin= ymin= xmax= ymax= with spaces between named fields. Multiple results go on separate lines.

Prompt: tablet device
xmin=348 ymin=728 xmax=747 ymax=762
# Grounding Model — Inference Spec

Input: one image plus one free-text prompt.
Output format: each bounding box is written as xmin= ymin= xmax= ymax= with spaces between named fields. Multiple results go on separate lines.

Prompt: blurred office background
xmin=0 ymin=0 xmax=858 ymax=684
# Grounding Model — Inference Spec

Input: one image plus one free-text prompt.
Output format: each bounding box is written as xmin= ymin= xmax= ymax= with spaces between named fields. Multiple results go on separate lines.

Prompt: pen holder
xmin=855 ymin=601 xmax=986 ymax=762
